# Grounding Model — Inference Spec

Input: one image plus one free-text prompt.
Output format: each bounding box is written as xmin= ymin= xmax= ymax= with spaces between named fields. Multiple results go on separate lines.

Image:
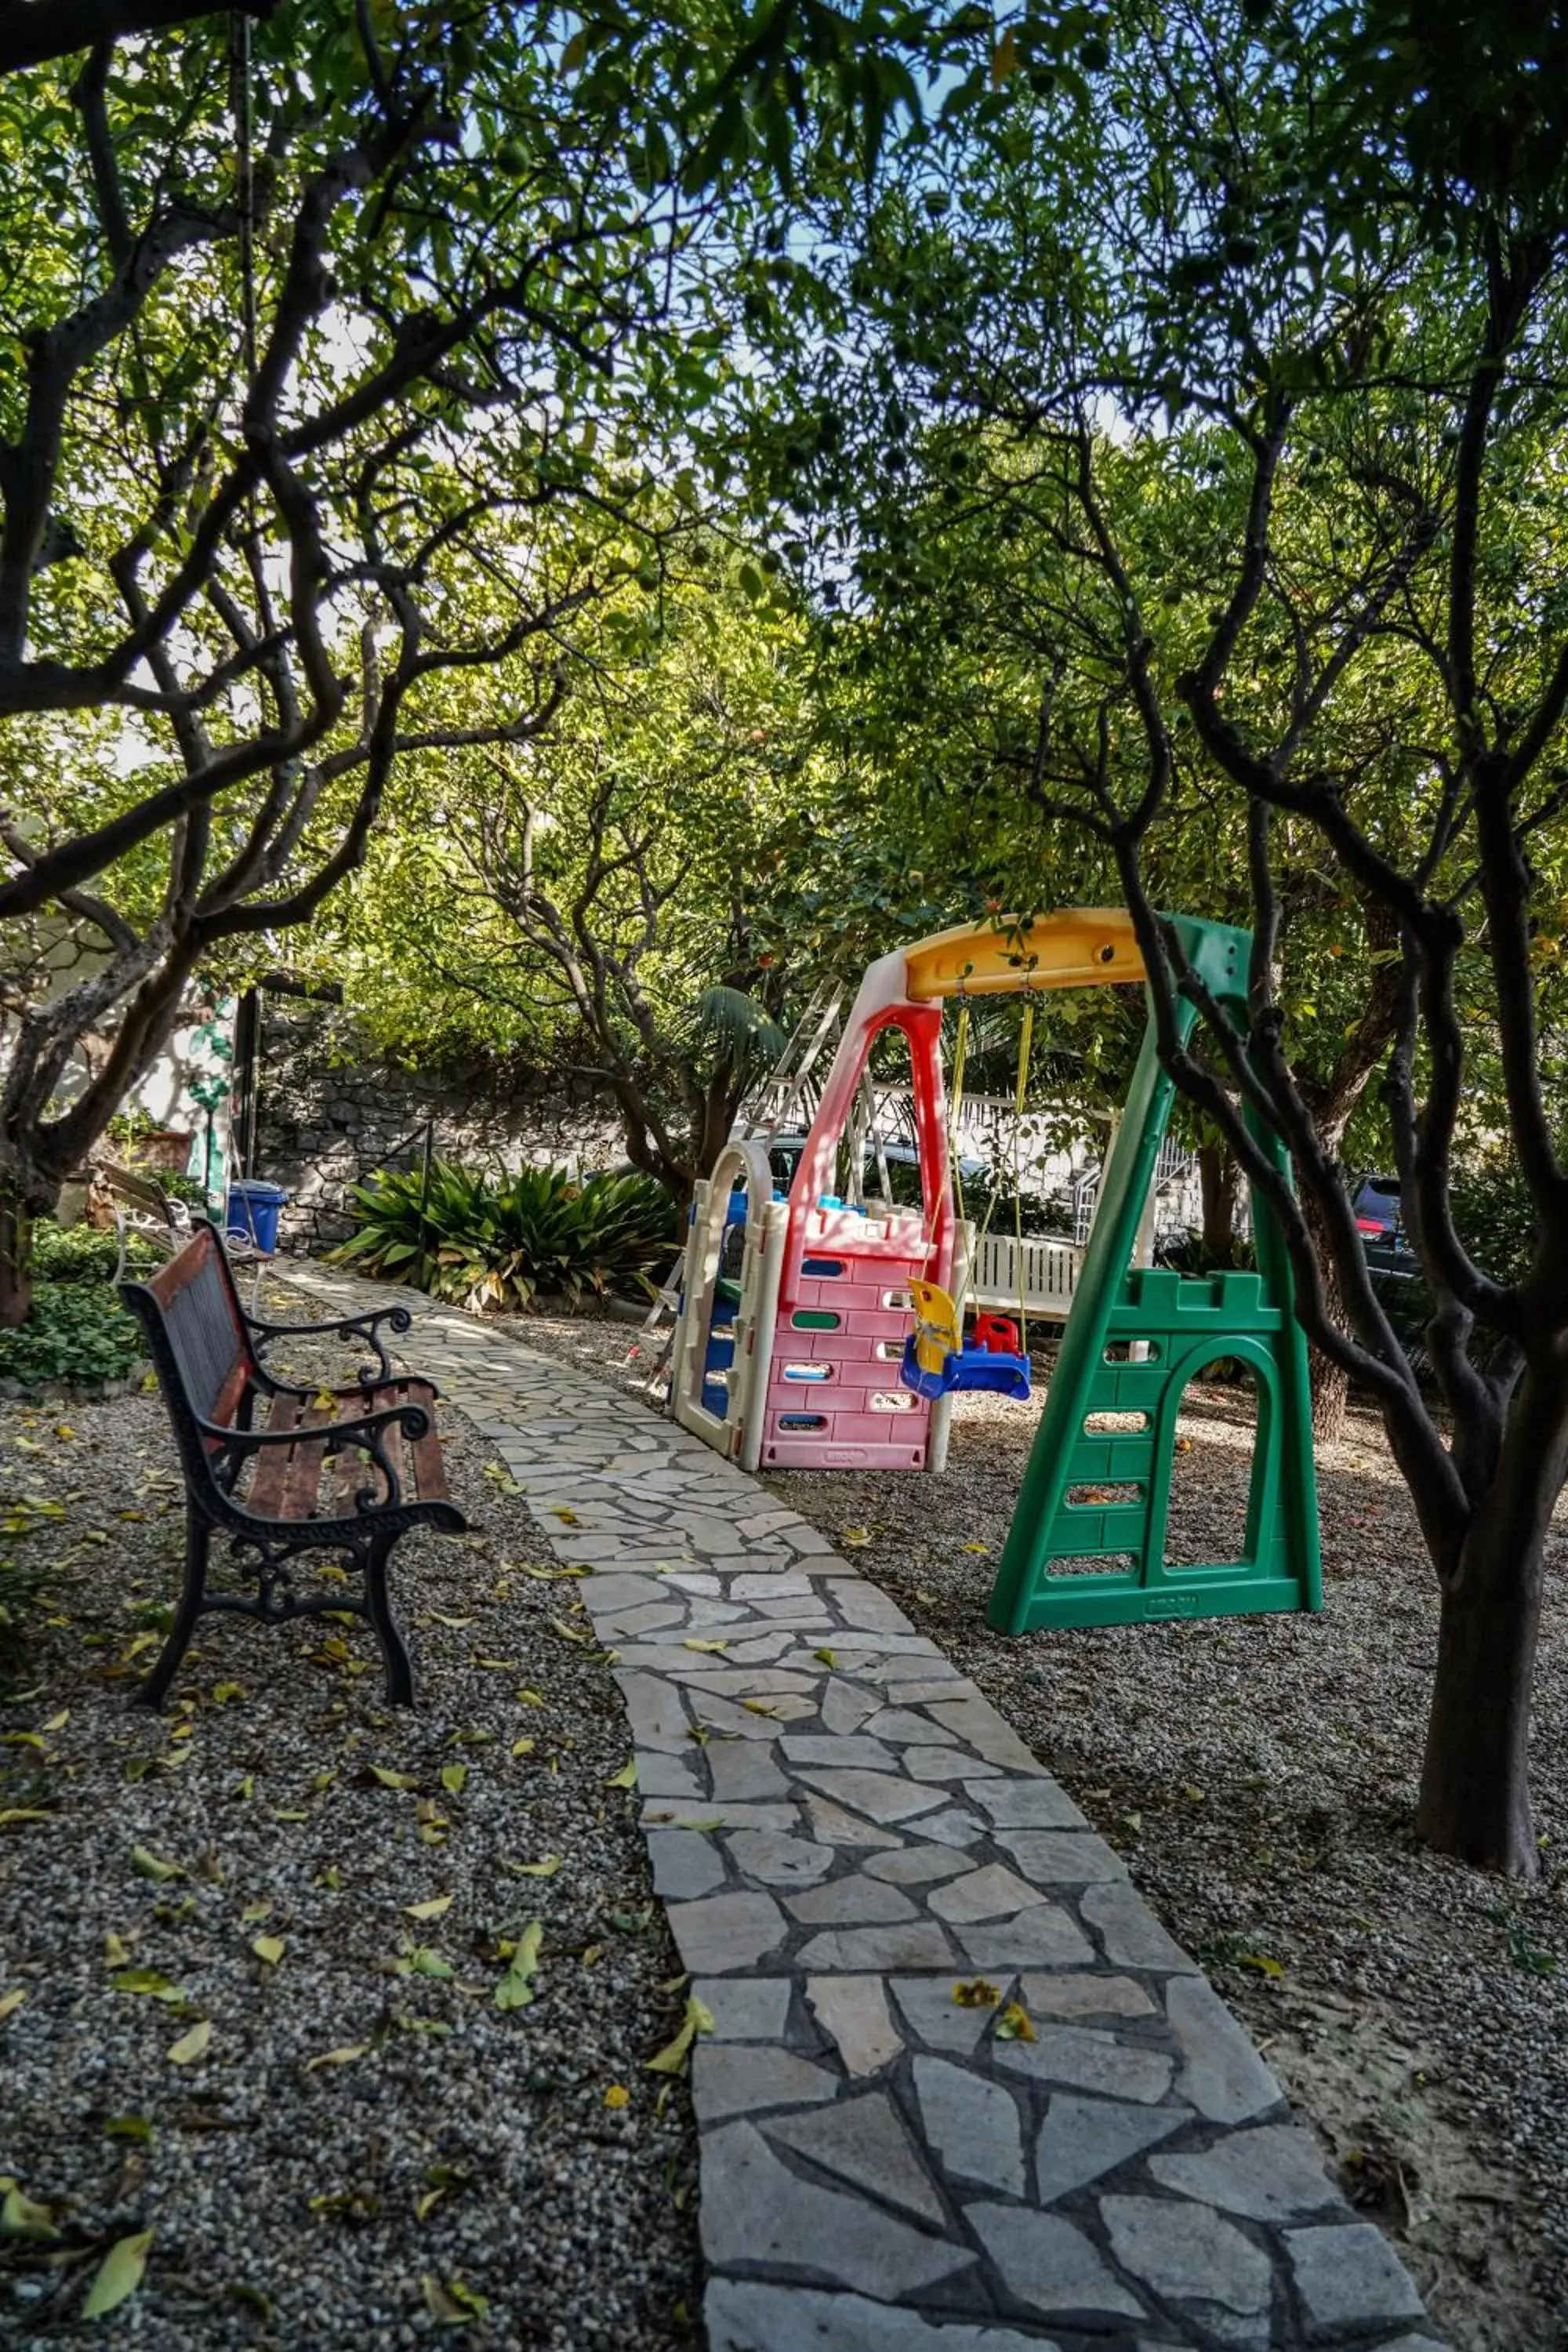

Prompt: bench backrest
xmin=98 ymin=1162 xmax=180 ymax=1224
xmin=121 ymin=1226 xmax=254 ymax=1458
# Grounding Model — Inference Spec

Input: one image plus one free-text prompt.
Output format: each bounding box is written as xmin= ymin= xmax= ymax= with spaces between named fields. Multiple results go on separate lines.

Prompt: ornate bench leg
xmin=363 ymin=1533 xmax=415 ymax=1707
xmin=136 ymin=1518 xmax=211 ymax=1711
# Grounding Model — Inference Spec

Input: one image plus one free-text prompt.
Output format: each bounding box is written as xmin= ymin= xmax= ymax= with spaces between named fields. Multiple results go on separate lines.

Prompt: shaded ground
xmin=0 ymin=1285 xmax=701 ymax=2350
xmin=514 ymin=1298 xmax=1568 ymax=2352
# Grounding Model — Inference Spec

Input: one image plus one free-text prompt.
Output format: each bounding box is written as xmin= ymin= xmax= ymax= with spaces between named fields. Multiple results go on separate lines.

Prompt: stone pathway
xmin=284 ymin=1265 xmax=1442 ymax=2352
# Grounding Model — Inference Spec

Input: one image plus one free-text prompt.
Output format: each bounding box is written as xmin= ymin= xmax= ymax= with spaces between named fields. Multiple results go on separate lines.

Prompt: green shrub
xmin=158 ymin=1171 xmax=212 ymax=1210
xmin=0 ymin=1280 xmax=146 ymax=1389
xmin=30 ymin=1219 xmax=159 ymax=1286
xmin=332 ymin=1161 xmax=680 ymax=1312
xmin=1450 ymin=1154 xmax=1540 ymax=1290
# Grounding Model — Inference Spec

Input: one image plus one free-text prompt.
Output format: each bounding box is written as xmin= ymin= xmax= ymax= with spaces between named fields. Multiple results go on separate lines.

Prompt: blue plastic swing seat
xmin=899 ymin=1334 xmax=1032 ymax=1403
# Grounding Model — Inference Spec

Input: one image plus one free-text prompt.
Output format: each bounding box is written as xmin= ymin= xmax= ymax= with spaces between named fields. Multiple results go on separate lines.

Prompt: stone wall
xmin=252 ymin=1003 xmax=623 ymax=1250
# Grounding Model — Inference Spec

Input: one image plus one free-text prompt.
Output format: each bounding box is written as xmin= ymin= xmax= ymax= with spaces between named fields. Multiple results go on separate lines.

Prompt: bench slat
xmin=322 ymin=1380 xmax=448 ymax=1513
xmin=246 ymin=1390 xmax=303 ymax=1518
xmin=280 ymin=1397 xmax=338 ymax=1520
xmin=328 ymin=1393 xmax=405 ymax=1516
xmin=401 ymin=1380 xmax=450 ymax=1504
xmin=206 ymin=1359 xmax=250 ymax=1451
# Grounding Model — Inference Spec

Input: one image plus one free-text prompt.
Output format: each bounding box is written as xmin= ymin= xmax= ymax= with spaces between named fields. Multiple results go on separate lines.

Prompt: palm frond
xmin=695 ymin=985 xmax=788 ymax=1080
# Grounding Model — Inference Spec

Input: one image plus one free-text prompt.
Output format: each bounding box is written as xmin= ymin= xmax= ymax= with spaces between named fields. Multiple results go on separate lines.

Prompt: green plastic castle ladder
xmin=987 ymin=914 xmax=1322 ymax=1634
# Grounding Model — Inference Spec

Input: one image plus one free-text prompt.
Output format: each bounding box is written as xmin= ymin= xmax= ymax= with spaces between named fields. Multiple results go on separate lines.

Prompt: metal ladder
xmin=735 ymin=977 xmax=844 ymax=1144
xmin=631 ymin=979 xmax=850 ymax=1401
xmin=624 ymin=1246 xmax=688 ymax=1398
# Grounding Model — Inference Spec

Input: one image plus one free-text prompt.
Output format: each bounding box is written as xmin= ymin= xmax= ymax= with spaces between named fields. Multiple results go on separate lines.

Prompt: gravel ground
xmin=0 ymin=1283 xmax=701 ymax=2350
xmin=514 ymin=1300 xmax=1568 ymax=2352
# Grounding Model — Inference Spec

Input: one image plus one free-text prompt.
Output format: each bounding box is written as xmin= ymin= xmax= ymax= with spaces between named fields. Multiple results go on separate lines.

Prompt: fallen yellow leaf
xmin=645 ymin=1993 xmax=714 ymax=2075
xmin=167 ymin=2019 xmax=212 ymax=2065
xmin=82 ymin=2229 xmax=154 ymax=2319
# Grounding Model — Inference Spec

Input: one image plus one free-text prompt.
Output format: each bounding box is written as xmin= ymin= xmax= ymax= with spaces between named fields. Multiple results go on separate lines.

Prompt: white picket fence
xmin=966 ymin=1229 xmax=1083 ymax=1319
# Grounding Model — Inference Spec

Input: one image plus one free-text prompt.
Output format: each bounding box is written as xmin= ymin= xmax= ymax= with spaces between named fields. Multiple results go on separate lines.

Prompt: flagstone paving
xmin=284 ymin=1264 xmax=1443 ymax=2352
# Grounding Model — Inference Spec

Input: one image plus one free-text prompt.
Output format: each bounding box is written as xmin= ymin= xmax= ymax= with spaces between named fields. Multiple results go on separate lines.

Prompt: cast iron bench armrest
xmin=198 ymin=1399 xmax=432 ymax=1513
xmin=197 ymin=1399 xmax=432 ymax=1451
xmin=246 ymin=1300 xmax=414 ymax=1385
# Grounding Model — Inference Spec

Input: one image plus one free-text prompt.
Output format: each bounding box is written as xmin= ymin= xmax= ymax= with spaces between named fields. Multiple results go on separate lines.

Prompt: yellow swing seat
xmin=899 ymin=1279 xmax=1031 ymax=1403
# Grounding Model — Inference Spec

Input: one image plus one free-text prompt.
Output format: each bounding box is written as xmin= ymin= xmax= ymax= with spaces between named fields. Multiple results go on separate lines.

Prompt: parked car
xmin=766 ymin=1133 xmax=990 ymax=1207
xmin=1352 ymin=1173 xmax=1405 ymax=1246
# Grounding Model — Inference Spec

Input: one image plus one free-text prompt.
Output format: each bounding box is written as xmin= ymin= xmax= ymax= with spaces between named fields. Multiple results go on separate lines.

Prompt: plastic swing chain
xmin=1013 ymin=997 xmax=1033 ymax=1358
xmin=947 ymin=999 xmax=971 ymax=1235
xmin=949 ymin=988 xmax=1033 ymax=1339
xmin=898 ymin=989 xmax=1032 ymax=1403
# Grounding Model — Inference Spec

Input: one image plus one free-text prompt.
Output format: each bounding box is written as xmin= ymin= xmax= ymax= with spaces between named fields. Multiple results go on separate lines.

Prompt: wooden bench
xmin=87 ymin=1160 xmax=191 ymax=1283
xmin=120 ymin=1226 xmax=466 ymax=1708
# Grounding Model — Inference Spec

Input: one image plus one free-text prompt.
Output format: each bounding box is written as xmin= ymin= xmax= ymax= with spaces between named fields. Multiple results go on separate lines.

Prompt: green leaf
xmin=111 ymin=1966 xmax=183 ymax=2001
xmin=1 ymin=2186 xmax=60 ymax=2242
xmin=604 ymin=1757 xmax=637 ymax=1788
xmin=644 ymin=1992 xmax=714 ymax=2074
xmin=305 ymin=2043 xmax=371 ymax=2071
xmin=423 ymin=2274 xmax=489 ymax=2325
xmin=494 ymin=1921 xmax=543 ymax=2010
xmin=130 ymin=1844 xmax=183 ymax=1883
xmin=166 ymin=2018 xmax=212 ymax=2064
xmin=82 ymin=2228 xmax=154 ymax=2319
xmin=405 ymin=1894 xmax=454 ymax=1921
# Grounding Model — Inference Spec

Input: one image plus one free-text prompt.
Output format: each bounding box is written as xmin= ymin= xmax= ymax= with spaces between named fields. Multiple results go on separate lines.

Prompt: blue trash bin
xmin=227 ymin=1178 xmax=289 ymax=1254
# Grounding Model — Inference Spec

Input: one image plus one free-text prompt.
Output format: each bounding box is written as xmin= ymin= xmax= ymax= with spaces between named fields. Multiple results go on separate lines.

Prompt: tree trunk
xmin=1301 ymin=1185 xmax=1352 ymax=1440
xmin=1414 ymin=1409 xmax=1562 ymax=1876
xmin=1417 ymin=1561 xmax=1542 ymax=1876
xmin=1198 ymin=1143 xmax=1240 ymax=1266
xmin=1429 ymin=1524 xmax=1552 ymax=1872
xmin=0 ymin=1191 xmax=32 ymax=1327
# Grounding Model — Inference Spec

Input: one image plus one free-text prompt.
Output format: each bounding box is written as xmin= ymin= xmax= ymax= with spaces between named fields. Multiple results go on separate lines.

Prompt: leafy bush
xmin=1450 ymin=1154 xmax=1540 ymax=1290
xmin=1156 ymin=1229 xmax=1257 ymax=1276
xmin=332 ymin=1161 xmax=680 ymax=1312
xmin=30 ymin=1220 xmax=158 ymax=1286
xmin=158 ymin=1171 xmax=212 ymax=1210
xmin=0 ymin=1280 xmax=146 ymax=1389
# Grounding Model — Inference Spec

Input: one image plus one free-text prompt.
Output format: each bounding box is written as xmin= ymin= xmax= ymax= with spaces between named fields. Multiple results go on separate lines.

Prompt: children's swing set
xmin=666 ymin=907 xmax=1322 ymax=1635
